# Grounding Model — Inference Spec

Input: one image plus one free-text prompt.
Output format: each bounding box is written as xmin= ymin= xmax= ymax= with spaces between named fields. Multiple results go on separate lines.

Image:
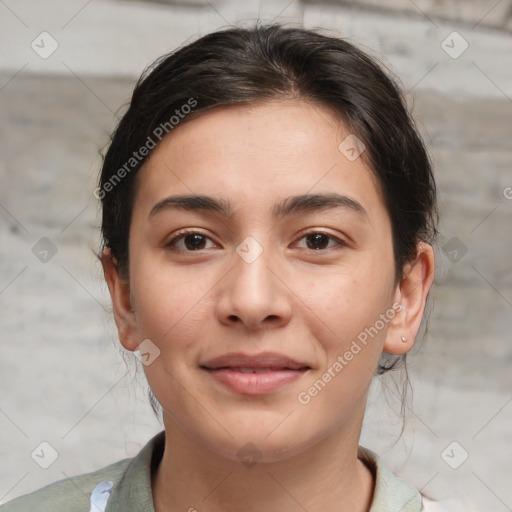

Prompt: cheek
xmin=293 ymin=272 xmax=389 ymax=420
xmin=129 ymin=261 xmax=216 ymax=409
xmin=130 ymin=255 xmax=215 ymax=352
xmin=293 ymin=263 xmax=392 ymax=351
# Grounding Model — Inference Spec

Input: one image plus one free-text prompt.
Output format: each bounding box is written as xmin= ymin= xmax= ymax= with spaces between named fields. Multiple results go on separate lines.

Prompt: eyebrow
xmin=148 ymin=192 xmax=368 ymax=220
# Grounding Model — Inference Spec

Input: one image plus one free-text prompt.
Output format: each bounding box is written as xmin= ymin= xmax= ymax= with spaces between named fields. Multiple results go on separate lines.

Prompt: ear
xmin=101 ymin=248 xmax=139 ymax=352
xmin=384 ymin=242 xmax=435 ymax=355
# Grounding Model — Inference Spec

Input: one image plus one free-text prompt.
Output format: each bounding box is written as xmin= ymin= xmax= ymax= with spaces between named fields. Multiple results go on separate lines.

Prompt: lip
xmin=200 ymin=351 xmax=310 ymax=395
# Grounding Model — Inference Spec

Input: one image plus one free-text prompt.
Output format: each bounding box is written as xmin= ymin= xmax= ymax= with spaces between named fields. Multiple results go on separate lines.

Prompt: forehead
xmin=133 ymin=99 xmax=386 ymax=225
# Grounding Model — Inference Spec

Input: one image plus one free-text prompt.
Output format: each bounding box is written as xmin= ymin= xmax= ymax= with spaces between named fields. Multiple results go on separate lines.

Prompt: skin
xmin=102 ymin=99 xmax=435 ymax=512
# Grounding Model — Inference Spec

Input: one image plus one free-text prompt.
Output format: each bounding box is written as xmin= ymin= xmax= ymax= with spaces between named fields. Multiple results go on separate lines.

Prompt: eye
xmin=295 ymin=231 xmax=346 ymax=251
xmin=165 ymin=231 xmax=217 ymax=252
xmin=165 ymin=230 xmax=345 ymax=253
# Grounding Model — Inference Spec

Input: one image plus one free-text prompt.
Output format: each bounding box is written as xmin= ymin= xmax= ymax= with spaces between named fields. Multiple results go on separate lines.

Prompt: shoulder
xmin=0 ymin=431 xmax=165 ymax=512
xmin=358 ymin=446 xmax=472 ymax=512
xmin=0 ymin=458 xmax=131 ymax=512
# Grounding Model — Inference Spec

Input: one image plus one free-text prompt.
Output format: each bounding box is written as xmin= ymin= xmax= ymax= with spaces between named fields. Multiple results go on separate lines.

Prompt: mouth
xmin=217 ymin=367 xmax=309 ymax=373
xmin=200 ymin=351 xmax=310 ymax=371
xmin=200 ymin=352 xmax=310 ymax=395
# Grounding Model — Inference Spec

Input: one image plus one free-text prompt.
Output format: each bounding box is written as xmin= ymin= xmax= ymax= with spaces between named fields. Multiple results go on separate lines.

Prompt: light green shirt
xmin=0 ymin=431 xmax=435 ymax=511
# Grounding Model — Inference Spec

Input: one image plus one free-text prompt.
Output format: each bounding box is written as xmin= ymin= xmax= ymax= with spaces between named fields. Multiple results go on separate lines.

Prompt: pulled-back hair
xmin=98 ymin=23 xmax=438 ymax=376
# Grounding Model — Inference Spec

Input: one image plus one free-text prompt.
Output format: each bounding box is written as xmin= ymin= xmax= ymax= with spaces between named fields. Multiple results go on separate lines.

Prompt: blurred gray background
xmin=0 ymin=0 xmax=511 ymax=510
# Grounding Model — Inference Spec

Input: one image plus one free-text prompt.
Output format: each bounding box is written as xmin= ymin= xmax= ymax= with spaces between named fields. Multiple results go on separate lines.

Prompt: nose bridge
xmin=232 ymin=235 xmax=275 ymax=300
xmin=218 ymin=234 xmax=291 ymax=328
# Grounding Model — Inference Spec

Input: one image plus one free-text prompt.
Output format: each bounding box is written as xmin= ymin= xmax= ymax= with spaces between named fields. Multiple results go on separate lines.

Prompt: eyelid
xmin=165 ymin=229 xmax=347 ymax=253
xmin=164 ymin=229 xmax=219 ymax=251
xmin=293 ymin=230 xmax=348 ymax=250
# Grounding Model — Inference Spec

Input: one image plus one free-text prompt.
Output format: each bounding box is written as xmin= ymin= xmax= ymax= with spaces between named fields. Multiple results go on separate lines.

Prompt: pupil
xmin=183 ymin=234 xmax=330 ymax=251
xmin=307 ymin=233 xmax=328 ymax=250
xmin=185 ymin=234 xmax=205 ymax=250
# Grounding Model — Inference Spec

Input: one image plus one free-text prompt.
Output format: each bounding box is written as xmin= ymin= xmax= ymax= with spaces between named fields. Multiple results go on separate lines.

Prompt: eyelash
xmin=165 ymin=229 xmax=347 ymax=253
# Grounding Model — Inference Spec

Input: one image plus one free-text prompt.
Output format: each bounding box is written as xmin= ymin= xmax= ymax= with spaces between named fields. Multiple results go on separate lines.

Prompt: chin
xmin=200 ymin=422 xmax=318 ymax=466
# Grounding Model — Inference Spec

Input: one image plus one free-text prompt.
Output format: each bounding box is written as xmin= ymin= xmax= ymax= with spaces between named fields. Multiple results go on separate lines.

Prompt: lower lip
xmin=203 ymin=368 xmax=307 ymax=395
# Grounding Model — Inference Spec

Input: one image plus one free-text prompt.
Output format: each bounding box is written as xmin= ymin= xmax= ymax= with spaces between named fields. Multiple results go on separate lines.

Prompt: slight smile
xmin=200 ymin=352 xmax=311 ymax=395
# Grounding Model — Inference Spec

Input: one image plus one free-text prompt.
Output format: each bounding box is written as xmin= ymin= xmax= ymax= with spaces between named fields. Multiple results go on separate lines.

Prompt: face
xmin=106 ymin=99 xmax=430 ymax=462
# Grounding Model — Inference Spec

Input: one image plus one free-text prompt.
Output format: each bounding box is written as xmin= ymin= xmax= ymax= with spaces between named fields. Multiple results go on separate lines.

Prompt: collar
xmin=104 ymin=432 xmax=421 ymax=512
xmin=105 ymin=431 xmax=164 ymax=512
xmin=358 ymin=446 xmax=422 ymax=512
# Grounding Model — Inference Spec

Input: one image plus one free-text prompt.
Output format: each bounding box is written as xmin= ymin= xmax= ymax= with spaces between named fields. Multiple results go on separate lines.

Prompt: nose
xmin=215 ymin=238 xmax=293 ymax=332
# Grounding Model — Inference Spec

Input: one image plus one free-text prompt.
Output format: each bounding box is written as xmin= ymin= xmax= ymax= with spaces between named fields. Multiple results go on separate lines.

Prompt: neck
xmin=152 ymin=419 xmax=375 ymax=512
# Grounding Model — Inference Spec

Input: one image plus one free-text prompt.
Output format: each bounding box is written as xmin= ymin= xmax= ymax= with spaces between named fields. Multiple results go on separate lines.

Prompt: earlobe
xmin=101 ymin=249 xmax=139 ymax=352
xmin=383 ymin=243 xmax=435 ymax=355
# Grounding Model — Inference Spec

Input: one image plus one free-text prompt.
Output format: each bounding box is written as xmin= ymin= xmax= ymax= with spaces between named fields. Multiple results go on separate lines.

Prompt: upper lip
xmin=200 ymin=352 xmax=310 ymax=370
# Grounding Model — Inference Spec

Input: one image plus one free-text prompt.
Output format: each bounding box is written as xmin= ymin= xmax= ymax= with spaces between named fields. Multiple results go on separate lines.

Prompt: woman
xmin=2 ymin=23 xmax=454 ymax=511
